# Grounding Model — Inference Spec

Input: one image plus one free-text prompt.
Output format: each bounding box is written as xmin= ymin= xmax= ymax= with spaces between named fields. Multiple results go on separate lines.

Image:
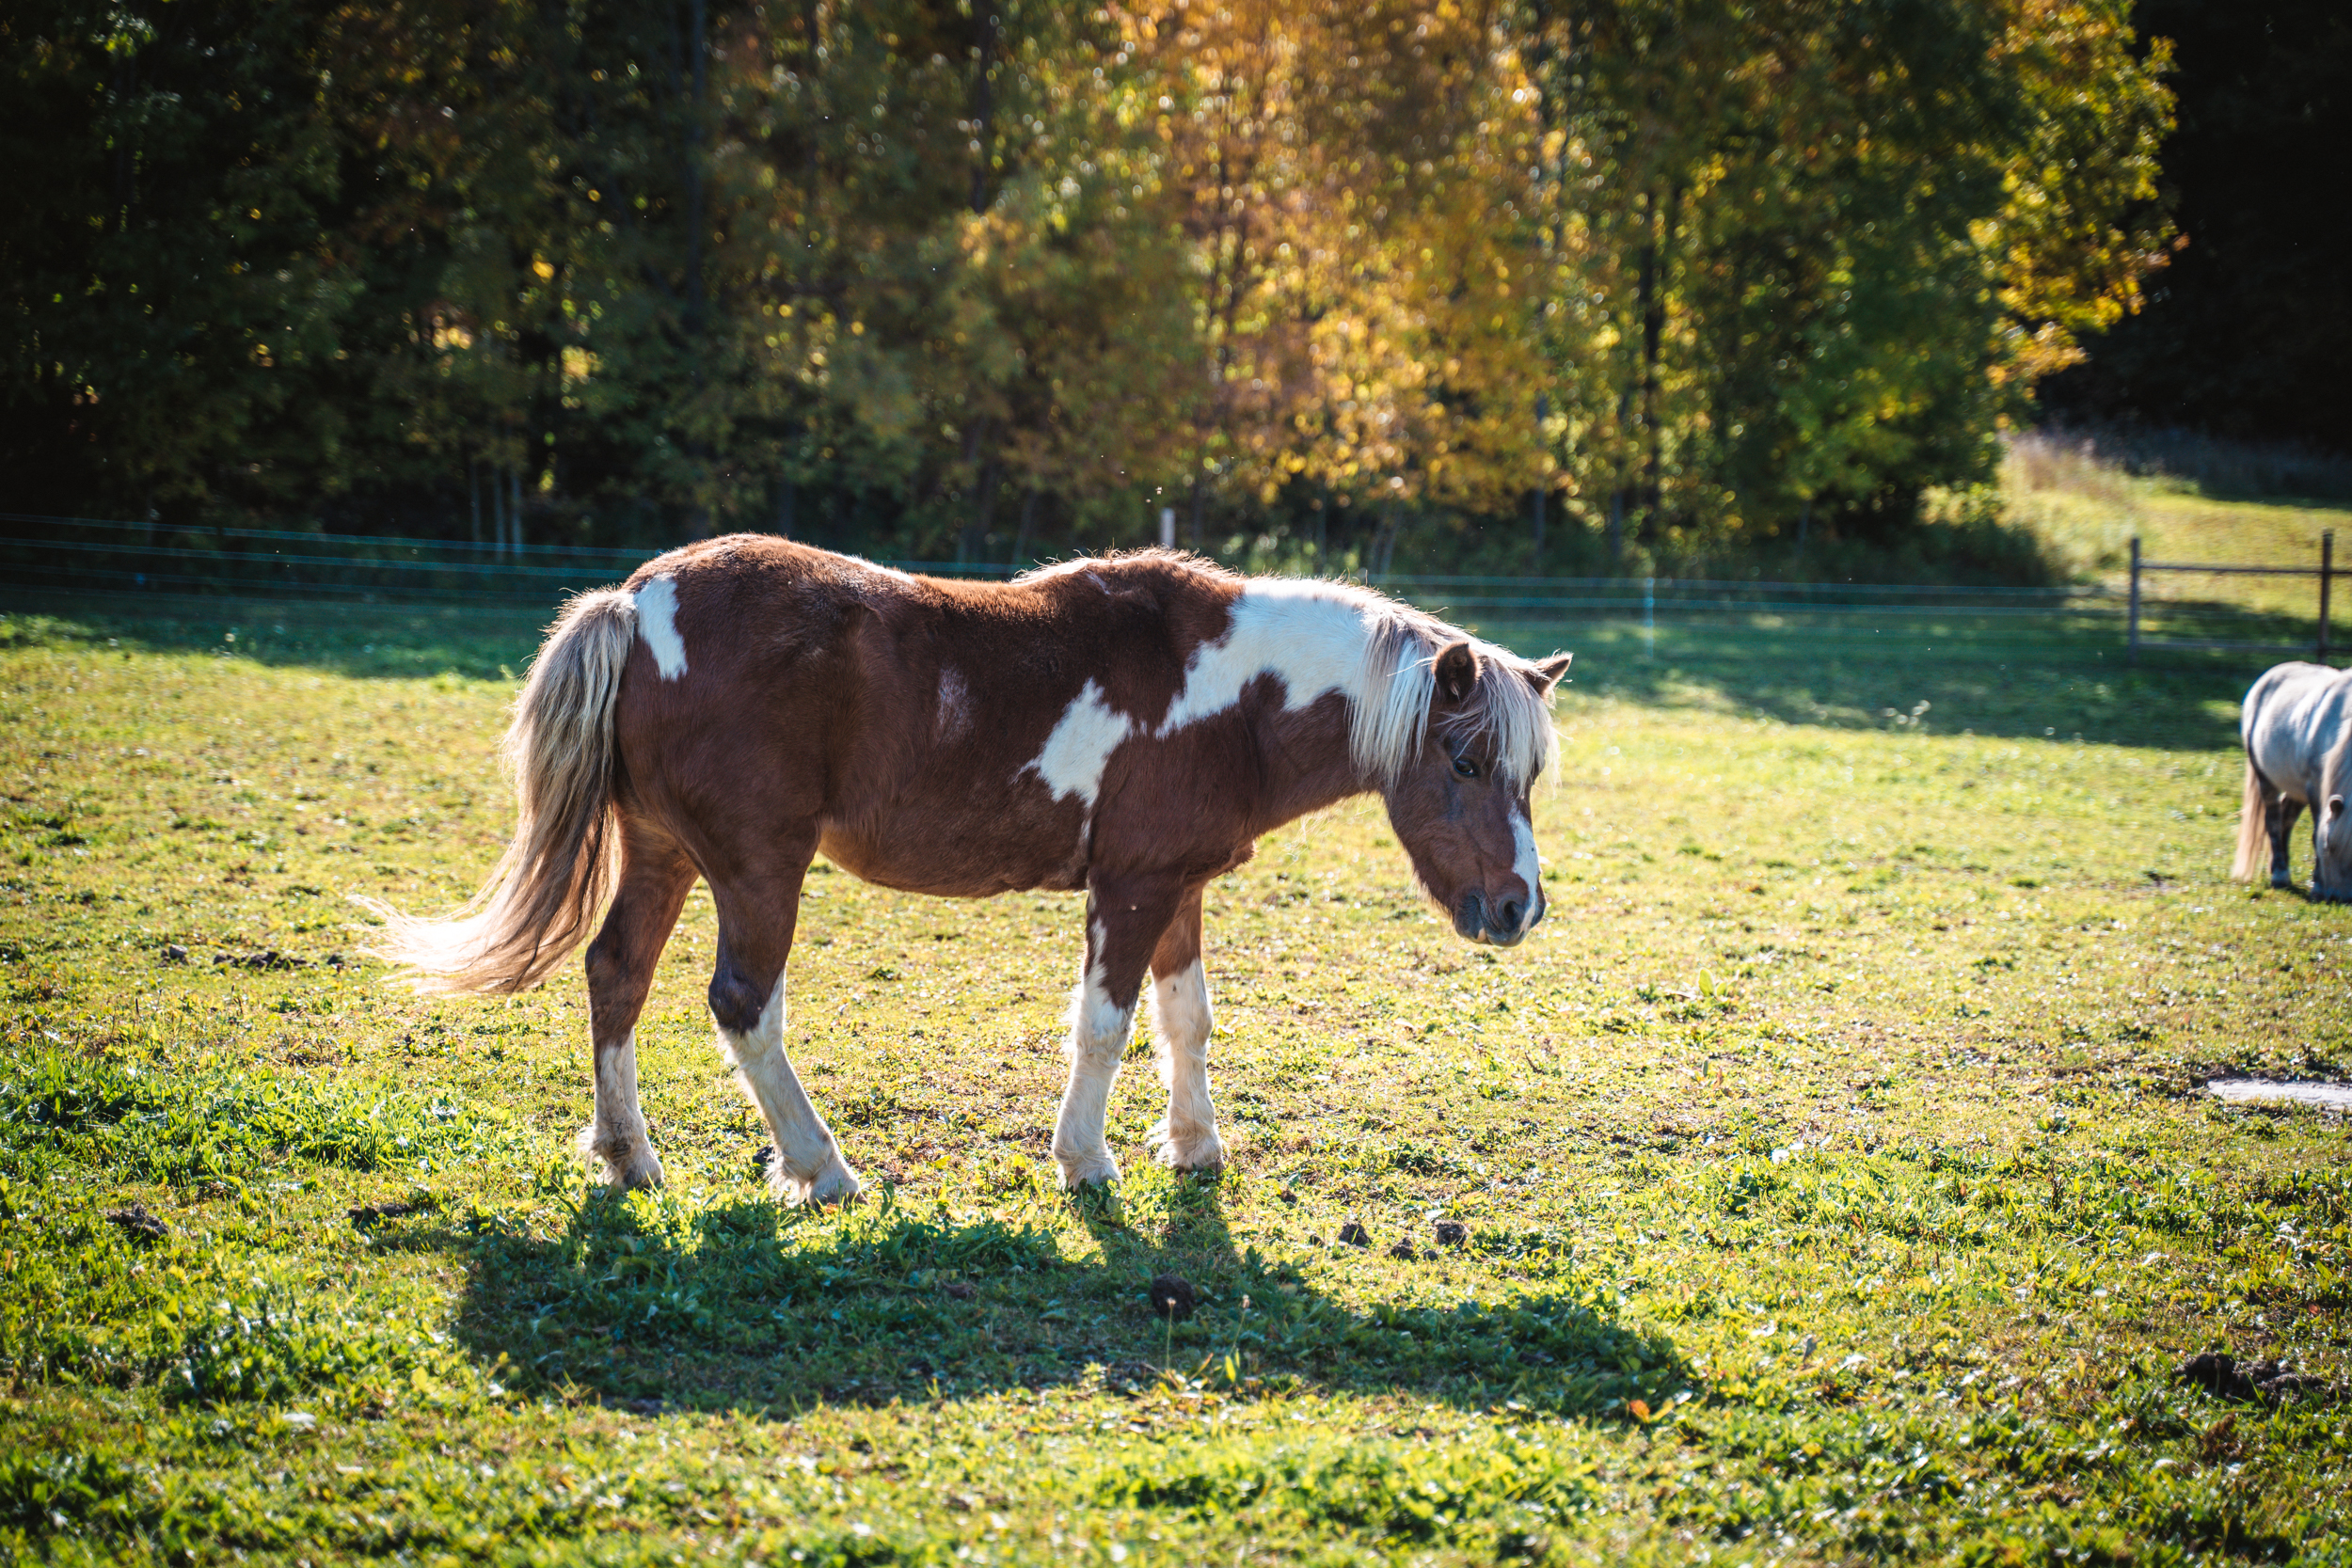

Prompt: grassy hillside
xmin=0 ymin=597 xmax=2346 ymax=1565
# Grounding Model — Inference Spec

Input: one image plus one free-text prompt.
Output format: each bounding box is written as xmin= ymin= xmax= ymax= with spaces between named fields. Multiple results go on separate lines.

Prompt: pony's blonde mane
xmin=1339 ymin=589 xmax=1563 ymax=787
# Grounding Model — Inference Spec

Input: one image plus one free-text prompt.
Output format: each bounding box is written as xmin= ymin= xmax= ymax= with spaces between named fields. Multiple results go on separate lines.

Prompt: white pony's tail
xmin=2232 ymin=758 xmax=2270 ymax=882
xmin=358 ymin=588 xmax=639 ymax=993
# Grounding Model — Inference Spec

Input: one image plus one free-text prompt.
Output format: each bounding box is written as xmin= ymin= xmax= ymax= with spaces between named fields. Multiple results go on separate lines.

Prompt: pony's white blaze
xmin=721 ymin=974 xmax=860 ymax=1203
xmin=1509 ymin=809 xmax=1542 ymax=934
xmin=632 ymin=577 xmax=689 ymax=680
xmin=1158 ymin=582 xmax=1370 ymax=734
xmin=1051 ymin=930 xmax=1132 ymax=1187
xmin=1025 ymin=678 xmax=1128 ymax=808
xmin=580 ymin=1031 xmax=664 ymax=1188
xmin=936 ymin=666 xmax=974 ymax=743
xmin=1148 ymin=959 xmax=1221 ymax=1169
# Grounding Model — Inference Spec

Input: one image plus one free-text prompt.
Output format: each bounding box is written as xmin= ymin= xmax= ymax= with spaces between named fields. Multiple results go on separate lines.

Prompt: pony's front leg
xmin=1147 ymin=888 xmax=1224 ymax=1173
xmin=709 ymin=850 xmax=861 ymax=1206
xmin=580 ymin=827 xmax=697 ymax=1189
xmin=2272 ymin=794 xmax=2305 ymax=888
xmin=1051 ymin=879 xmax=1184 ymax=1189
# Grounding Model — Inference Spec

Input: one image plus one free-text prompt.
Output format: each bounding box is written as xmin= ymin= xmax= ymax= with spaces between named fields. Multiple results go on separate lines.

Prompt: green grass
xmin=2 ymin=594 xmax=2348 ymax=1566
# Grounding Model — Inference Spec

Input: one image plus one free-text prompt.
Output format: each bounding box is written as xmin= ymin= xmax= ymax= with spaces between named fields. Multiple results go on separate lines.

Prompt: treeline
xmin=4 ymin=1 xmax=2169 ymax=568
xmin=2042 ymin=0 xmax=2351 ymax=460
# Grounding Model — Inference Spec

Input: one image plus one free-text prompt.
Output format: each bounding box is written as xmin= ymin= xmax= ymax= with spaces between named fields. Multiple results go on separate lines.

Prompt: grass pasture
xmin=2 ymin=590 xmax=2349 ymax=1566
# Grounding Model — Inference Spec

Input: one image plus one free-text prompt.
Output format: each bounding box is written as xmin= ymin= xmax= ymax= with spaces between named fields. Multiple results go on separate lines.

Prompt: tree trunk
xmin=963 ymin=457 xmax=1000 ymax=565
xmin=1011 ymin=484 xmax=1039 ymax=566
xmin=1640 ymin=184 xmax=1680 ymax=526
xmin=955 ymin=420 xmax=994 ymax=563
xmin=1532 ymin=393 xmax=1549 ymax=565
xmin=1636 ymin=187 xmax=1664 ymax=535
xmin=968 ymin=0 xmax=1000 ymax=214
xmin=682 ymin=0 xmax=708 ymax=337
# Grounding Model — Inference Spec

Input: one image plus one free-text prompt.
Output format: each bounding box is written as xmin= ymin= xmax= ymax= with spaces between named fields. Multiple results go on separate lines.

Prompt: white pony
xmin=2234 ymin=661 xmax=2352 ymax=897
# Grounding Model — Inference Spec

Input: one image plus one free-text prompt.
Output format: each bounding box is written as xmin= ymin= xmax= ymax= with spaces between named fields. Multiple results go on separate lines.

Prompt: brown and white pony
xmin=2234 ymin=660 xmax=2352 ymax=898
xmin=364 ymin=537 xmax=1570 ymax=1202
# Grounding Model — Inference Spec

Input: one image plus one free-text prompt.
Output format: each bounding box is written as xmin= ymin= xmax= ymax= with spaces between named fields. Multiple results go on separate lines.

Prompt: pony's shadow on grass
xmin=1545 ymin=603 xmax=2285 ymax=751
xmin=5 ymin=592 xmax=557 ymax=683
xmin=442 ymin=1178 xmax=1679 ymax=1419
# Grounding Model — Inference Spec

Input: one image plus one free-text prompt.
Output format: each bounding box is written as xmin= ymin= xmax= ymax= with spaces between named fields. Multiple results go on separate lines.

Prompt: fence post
xmin=2322 ymin=531 xmax=2335 ymax=665
xmin=2127 ymin=536 xmax=2141 ymax=664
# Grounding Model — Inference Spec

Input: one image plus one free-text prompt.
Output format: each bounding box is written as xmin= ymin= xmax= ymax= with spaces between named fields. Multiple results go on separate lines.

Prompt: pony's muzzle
xmin=1454 ymin=890 xmax=1543 ymax=946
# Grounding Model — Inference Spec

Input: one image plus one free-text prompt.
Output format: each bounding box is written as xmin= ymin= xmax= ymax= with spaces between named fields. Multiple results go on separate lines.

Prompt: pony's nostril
xmin=1497 ymin=898 xmax=1524 ymax=933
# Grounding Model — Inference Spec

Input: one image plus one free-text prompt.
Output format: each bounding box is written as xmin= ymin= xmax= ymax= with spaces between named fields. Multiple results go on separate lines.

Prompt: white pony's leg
xmin=1052 ymin=929 xmax=1132 ymax=1188
xmin=1148 ymin=959 xmax=1225 ymax=1171
xmin=723 ymin=974 xmax=861 ymax=1205
xmin=580 ymin=1031 xmax=666 ymax=1188
xmin=2274 ymin=794 xmax=2305 ymax=888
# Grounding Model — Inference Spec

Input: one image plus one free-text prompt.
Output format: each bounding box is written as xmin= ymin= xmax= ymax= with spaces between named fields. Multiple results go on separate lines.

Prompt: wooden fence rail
xmin=2128 ymin=531 xmax=2335 ymax=663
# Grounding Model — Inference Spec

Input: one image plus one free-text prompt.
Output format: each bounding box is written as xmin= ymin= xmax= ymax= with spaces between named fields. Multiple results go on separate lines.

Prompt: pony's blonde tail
xmin=2232 ymin=758 xmax=2271 ymax=882
xmin=358 ymin=588 xmax=639 ymax=993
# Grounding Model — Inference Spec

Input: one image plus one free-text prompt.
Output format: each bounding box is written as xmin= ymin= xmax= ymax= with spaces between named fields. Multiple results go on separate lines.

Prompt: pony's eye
xmin=1453 ymin=755 xmax=1479 ymax=779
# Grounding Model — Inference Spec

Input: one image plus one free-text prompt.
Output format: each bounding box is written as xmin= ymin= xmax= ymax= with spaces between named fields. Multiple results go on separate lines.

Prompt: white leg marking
xmin=1510 ymin=808 xmax=1543 ymax=933
xmin=580 ymin=1031 xmax=666 ymax=1189
xmin=633 ymin=577 xmax=689 ymax=680
xmin=1051 ymin=933 xmax=1132 ymax=1188
xmin=720 ymin=974 xmax=861 ymax=1205
xmin=1148 ymin=959 xmax=1222 ymax=1171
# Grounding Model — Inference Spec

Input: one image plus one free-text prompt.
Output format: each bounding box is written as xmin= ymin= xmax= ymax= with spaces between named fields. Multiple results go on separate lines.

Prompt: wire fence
xmin=0 ymin=510 xmax=2328 ymax=668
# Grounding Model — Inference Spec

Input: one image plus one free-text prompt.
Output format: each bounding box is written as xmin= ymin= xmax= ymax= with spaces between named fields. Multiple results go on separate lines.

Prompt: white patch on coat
xmin=1510 ymin=808 xmax=1543 ymax=933
xmin=1156 ymin=581 xmax=1372 ymax=735
xmin=1147 ymin=959 xmax=1223 ymax=1171
xmin=1051 ymin=926 xmax=1132 ymax=1187
xmin=1025 ymin=679 xmax=1131 ymax=808
xmin=718 ymin=973 xmax=860 ymax=1204
xmin=632 ymin=577 xmax=689 ymax=680
xmin=580 ymin=1031 xmax=665 ymax=1188
xmin=936 ymin=665 xmax=973 ymax=743
xmin=1020 ymin=584 xmax=1375 ymax=807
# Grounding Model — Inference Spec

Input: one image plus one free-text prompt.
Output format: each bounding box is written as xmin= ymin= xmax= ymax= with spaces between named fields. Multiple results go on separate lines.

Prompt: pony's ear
xmin=1523 ymin=652 xmax=1573 ymax=696
xmin=1433 ymin=640 xmax=1480 ymax=704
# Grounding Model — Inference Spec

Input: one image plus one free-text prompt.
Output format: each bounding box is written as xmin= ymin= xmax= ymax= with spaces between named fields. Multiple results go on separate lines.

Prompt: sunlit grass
xmin=2 ymin=604 xmax=2347 ymax=1564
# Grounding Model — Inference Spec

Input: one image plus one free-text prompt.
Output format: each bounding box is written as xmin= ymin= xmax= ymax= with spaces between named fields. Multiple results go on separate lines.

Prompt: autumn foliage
xmin=2 ymin=0 xmax=2171 ymax=562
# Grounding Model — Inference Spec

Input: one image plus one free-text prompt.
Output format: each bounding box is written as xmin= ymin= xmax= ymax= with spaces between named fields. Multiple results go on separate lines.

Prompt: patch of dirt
xmin=1148 ymin=1274 xmax=1196 ymax=1321
xmin=103 ymin=1202 xmax=168 ymax=1243
xmin=2179 ymin=1352 xmax=2334 ymax=1405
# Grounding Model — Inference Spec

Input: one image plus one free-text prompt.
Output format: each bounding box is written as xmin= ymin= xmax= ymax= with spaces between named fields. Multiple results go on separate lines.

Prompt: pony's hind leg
xmin=580 ymin=823 xmax=697 ymax=1188
xmin=1146 ymin=888 xmax=1224 ymax=1173
xmin=707 ymin=841 xmax=859 ymax=1205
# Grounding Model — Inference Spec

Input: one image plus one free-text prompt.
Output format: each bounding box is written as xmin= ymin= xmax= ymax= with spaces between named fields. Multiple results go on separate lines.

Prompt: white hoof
xmin=1055 ymin=1147 xmax=1121 ymax=1189
xmin=772 ymin=1150 xmax=863 ymax=1207
xmin=1149 ymin=1119 xmax=1227 ymax=1173
xmin=579 ymin=1123 xmax=666 ymax=1190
